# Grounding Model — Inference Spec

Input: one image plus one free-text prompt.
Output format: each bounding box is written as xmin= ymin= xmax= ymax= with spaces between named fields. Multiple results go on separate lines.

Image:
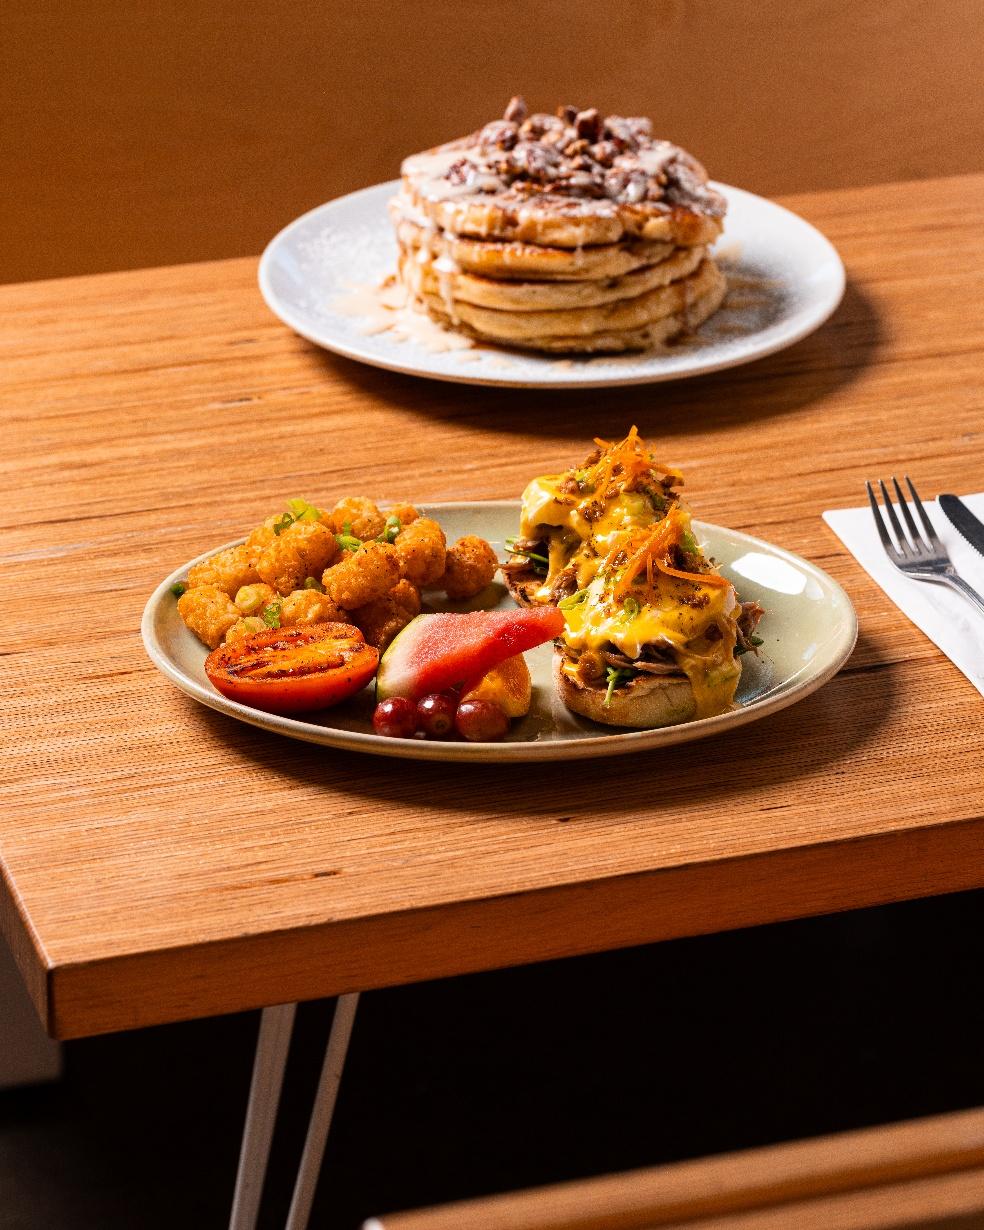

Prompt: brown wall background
xmin=3 ymin=1 xmax=983 ymax=285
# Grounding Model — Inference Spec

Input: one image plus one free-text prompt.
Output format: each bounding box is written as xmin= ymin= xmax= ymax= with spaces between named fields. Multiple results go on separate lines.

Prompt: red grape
xmin=416 ymin=692 xmax=457 ymax=738
xmin=372 ymin=697 xmax=418 ymax=739
xmin=455 ymin=699 xmax=509 ymax=742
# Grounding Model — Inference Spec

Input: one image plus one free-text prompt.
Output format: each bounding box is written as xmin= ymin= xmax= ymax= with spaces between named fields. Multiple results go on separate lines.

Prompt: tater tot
xmin=394 ymin=517 xmax=447 ymax=586
xmin=329 ymin=497 xmax=385 ymax=541
xmin=234 ymin=583 xmax=278 ymax=615
xmin=224 ymin=616 xmax=267 ymax=645
xmin=441 ymin=535 xmax=499 ymax=600
xmin=386 ymin=502 xmax=420 ymax=527
xmin=351 ymin=580 xmax=422 ymax=650
xmin=280 ymin=589 xmax=347 ymax=626
xmin=245 ymin=515 xmax=281 ymax=566
xmin=178 ymin=585 xmax=241 ymax=649
xmin=324 ymin=541 xmax=400 ymax=609
xmin=256 ymin=520 xmax=339 ymax=595
xmin=187 ymin=544 xmax=259 ymax=597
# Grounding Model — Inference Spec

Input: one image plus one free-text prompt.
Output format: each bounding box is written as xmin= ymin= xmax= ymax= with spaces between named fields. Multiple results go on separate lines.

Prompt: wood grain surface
xmin=4 ymin=0 xmax=984 ymax=283
xmin=1 ymin=175 xmax=983 ymax=1040
xmin=370 ymin=1106 xmax=984 ymax=1229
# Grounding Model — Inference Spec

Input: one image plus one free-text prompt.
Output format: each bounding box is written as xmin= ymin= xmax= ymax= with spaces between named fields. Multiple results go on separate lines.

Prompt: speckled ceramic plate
xmin=258 ymin=180 xmax=844 ymax=389
xmin=141 ymin=503 xmax=857 ymax=763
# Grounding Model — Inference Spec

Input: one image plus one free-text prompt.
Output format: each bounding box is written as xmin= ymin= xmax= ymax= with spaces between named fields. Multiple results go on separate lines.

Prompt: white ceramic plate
xmin=258 ymin=180 xmax=844 ymax=389
xmin=142 ymin=503 xmax=857 ymax=763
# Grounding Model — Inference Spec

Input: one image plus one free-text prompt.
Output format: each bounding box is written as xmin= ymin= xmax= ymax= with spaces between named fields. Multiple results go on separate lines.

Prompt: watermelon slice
xmin=376 ymin=607 xmax=564 ymax=701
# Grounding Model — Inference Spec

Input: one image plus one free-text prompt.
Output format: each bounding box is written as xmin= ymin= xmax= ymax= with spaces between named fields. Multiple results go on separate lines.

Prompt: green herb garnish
xmin=680 ymin=530 xmax=699 ymax=555
xmin=622 ymin=596 xmax=640 ymax=619
xmin=303 ymin=576 xmax=325 ymax=592
xmin=376 ymin=514 xmax=402 ymax=544
xmin=272 ymin=512 xmax=294 ymax=536
xmin=335 ymin=533 xmax=362 ymax=552
xmin=558 ymin=589 xmax=589 ymax=611
xmin=750 ymin=634 xmax=764 ymax=646
xmin=603 ymin=666 xmax=636 ymax=707
xmin=261 ymin=601 xmax=282 ymax=629
xmin=286 ymin=498 xmax=322 ymax=523
xmin=505 ymin=537 xmax=549 ymax=575
xmin=170 ymin=582 xmax=186 ymax=598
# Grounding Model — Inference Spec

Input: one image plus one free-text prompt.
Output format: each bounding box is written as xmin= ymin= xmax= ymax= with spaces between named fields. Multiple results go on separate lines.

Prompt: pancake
xmin=393 ymin=216 xmax=675 ymax=282
xmin=401 ymin=244 xmax=706 ymax=312
xmin=417 ymin=264 xmax=727 ymax=354
xmin=396 ymin=102 xmax=725 ymax=250
xmin=413 ymin=257 xmax=723 ymax=341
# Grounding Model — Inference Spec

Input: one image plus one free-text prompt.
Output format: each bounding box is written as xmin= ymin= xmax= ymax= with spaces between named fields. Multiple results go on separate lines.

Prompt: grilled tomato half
xmin=204 ymin=621 xmax=378 ymax=714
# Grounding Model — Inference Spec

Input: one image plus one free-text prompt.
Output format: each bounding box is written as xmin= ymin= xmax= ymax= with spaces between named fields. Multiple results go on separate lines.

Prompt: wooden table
xmin=3 ymin=171 xmax=984 ymax=1230
xmin=2 ymin=173 xmax=983 ymax=1046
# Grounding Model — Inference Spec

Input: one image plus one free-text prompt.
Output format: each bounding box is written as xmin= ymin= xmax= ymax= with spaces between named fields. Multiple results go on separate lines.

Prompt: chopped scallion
xmin=286 ymin=498 xmax=322 ymax=522
xmin=603 ymin=666 xmax=635 ymax=707
xmin=273 ymin=512 xmax=294 ymax=536
xmin=558 ymin=589 xmax=589 ymax=611
xmin=335 ymin=533 xmax=362 ymax=552
xmin=303 ymin=576 xmax=325 ymax=592
xmin=262 ymin=602 xmax=282 ymax=629
xmin=170 ymin=582 xmax=186 ymax=598
xmin=376 ymin=514 xmax=402 ymax=544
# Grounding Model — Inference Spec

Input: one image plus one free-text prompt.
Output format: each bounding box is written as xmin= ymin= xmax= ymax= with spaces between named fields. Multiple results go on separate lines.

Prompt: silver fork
xmin=867 ymin=476 xmax=984 ymax=617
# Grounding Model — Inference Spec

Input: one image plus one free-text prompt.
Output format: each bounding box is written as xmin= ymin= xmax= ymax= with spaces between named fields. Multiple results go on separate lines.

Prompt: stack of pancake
xmin=389 ymin=97 xmax=728 ymax=354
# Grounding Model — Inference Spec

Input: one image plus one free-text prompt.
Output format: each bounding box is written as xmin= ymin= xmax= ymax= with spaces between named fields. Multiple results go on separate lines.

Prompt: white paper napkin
xmin=823 ymin=492 xmax=984 ymax=697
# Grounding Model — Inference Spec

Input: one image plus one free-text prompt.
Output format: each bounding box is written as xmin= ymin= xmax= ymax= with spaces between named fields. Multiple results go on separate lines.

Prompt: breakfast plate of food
xmin=142 ymin=430 xmax=857 ymax=761
xmin=259 ymin=98 xmax=844 ymax=388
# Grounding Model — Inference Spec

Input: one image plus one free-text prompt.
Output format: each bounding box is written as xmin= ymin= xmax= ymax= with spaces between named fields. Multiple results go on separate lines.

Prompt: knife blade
xmin=939 ymin=493 xmax=984 ymax=559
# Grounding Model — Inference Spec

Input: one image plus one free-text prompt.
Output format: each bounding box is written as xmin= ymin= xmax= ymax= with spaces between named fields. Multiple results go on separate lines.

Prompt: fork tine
xmin=866 ymin=481 xmax=897 ymax=554
xmin=892 ymin=476 xmax=925 ymax=548
xmin=878 ymin=479 xmax=911 ymax=555
xmin=904 ymin=476 xmax=942 ymax=548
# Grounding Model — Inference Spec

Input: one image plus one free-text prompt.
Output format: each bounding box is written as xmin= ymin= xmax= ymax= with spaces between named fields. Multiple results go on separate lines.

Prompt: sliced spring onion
xmin=272 ymin=512 xmax=294 ymax=536
xmin=170 ymin=582 xmax=187 ymax=598
xmin=603 ymin=666 xmax=636 ymax=707
xmin=286 ymin=498 xmax=322 ymax=522
xmin=335 ymin=533 xmax=362 ymax=552
xmin=505 ymin=538 xmax=549 ymax=567
xmin=303 ymin=576 xmax=325 ymax=592
xmin=262 ymin=602 xmax=282 ymax=629
xmin=558 ymin=589 xmax=589 ymax=611
xmin=622 ymin=596 xmax=640 ymax=619
xmin=376 ymin=514 xmax=401 ymax=544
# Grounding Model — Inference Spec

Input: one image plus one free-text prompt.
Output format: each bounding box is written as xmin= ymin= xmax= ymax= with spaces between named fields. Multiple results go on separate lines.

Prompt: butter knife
xmin=939 ymin=494 xmax=984 ymax=559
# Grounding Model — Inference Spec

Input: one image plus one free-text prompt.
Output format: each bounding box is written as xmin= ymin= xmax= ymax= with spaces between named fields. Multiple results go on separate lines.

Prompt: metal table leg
xmin=284 ymin=992 xmax=360 ymax=1230
xmin=229 ymin=1002 xmax=298 ymax=1230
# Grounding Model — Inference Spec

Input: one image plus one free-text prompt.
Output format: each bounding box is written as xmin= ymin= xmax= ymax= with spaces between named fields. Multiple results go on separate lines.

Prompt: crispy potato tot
xmin=187 ymin=545 xmax=258 ymax=597
xmin=351 ymin=579 xmax=421 ymax=650
xmin=386 ymin=502 xmax=420 ymax=527
xmin=280 ymin=589 xmax=347 ymax=626
xmin=178 ymin=585 xmax=241 ymax=649
xmin=324 ymin=541 xmax=400 ymax=609
xmin=394 ymin=517 xmax=446 ymax=586
xmin=234 ymin=583 xmax=278 ymax=615
xmin=442 ymin=535 xmax=499 ymax=600
xmin=245 ymin=516 xmax=281 ymax=566
xmin=224 ymin=616 xmax=267 ymax=645
xmin=256 ymin=520 xmax=339 ymax=595
xmin=330 ymin=497 xmax=385 ymax=541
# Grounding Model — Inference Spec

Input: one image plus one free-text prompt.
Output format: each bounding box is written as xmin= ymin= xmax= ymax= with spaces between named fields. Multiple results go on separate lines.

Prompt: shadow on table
xmin=198 ymin=627 xmax=894 ymax=824
xmin=298 ymin=279 xmax=883 ymax=445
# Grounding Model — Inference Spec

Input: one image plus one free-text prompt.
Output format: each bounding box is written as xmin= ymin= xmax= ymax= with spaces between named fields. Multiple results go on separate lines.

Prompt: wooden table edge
xmin=42 ymin=813 xmax=984 ymax=1039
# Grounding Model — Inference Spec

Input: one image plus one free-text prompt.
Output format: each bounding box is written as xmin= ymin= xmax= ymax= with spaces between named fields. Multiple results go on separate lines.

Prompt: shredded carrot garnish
xmin=653 ymin=560 xmax=731 ymax=588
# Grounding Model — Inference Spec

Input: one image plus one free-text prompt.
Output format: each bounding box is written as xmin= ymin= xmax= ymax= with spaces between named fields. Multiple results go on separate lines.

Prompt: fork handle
xmin=942 ymin=573 xmax=984 ymax=619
